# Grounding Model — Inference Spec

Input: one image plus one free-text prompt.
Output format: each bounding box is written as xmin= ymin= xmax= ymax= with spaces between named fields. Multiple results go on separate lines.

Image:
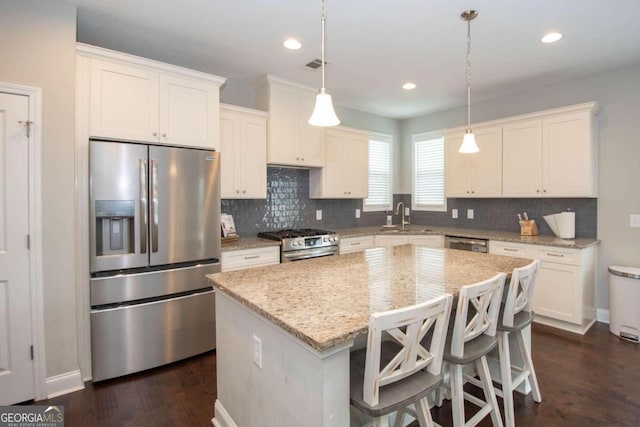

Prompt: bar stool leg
xmin=373 ymin=414 xmax=391 ymax=427
xmin=450 ymin=363 xmax=465 ymax=427
xmin=477 ymin=356 xmax=504 ymax=427
xmin=415 ymin=396 xmax=435 ymax=427
xmin=516 ymin=330 xmax=542 ymax=402
xmin=499 ymin=331 xmax=515 ymax=427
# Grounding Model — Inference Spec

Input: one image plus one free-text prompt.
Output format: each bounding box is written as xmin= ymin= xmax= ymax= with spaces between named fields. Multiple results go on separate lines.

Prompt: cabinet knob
xmin=161 ymin=132 xmax=167 ymax=138
xmin=236 ymin=190 xmax=240 ymax=194
xmin=242 ymin=190 xmax=246 ymax=194
xmin=301 ymin=157 xmax=305 ymax=161
xmin=536 ymin=189 xmax=540 ymax=193
xmin=543 ymin=189 xmax=547 ymax=193
xmin=152 ymin=131 xmax=157 ymax=137
xmin=466 ymin=190 xmax=470 ymax=194
xmin=471 ymin=190 xmax=475 ymax=194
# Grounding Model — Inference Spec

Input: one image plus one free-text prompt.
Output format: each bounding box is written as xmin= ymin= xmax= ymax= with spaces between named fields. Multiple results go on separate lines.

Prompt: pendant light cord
xmin=321 ymin=0 xmax=326 ymax=91
xmin=466 ymin=15 xmax=472 ymax=132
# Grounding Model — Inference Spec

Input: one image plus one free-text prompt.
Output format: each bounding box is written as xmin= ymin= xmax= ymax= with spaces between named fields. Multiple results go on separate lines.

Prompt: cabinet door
xmin=160 ymin=75 xmax=218 ymax=149
xmin=445 ymin=131 xmax=472 ymax=197
xmin=542 ymin=111 xmax=594 ymax=197
xmin=502 ymin=120 xmax=543 ymax=197
xmin=90 ymin=59 xmax=159 ymax=142
xmin=374 ymin=235 xmax=409 ymax=247
xmin=321 ymin=129 xmax=347 ymax=197
xmin=219 ymin=110 xmax=241 ymax=198
xmin=533 ymin=261 xmax=581 ymax=324
xmin=298 ymin=89 xmax=326 ymax=167
xmin=345 ymin=132 xmax=369 ymax=198
xmin=470 ymin=126 xmax=503 ymax=197
xmin=268 ymin=84 xmax=299 ymax=165
xmin=408 ymin=235 xmax=442 ymax=248
xmin=240 ymin=114 xmax=267 ymax=198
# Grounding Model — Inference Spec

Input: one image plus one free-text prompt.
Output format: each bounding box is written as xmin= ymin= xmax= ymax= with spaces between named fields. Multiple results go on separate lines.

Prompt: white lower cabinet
xmin=221 ymin=246 xmax=280 ymax=272
xmin=489 ymin=241 xmax=597 ymax=334
xmin=339 ymin=236 xmax=375 ymax=255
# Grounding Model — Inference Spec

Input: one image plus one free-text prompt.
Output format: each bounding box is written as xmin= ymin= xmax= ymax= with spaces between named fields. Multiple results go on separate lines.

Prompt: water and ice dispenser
xmin=93 ymin=200 xmax=136 ymax=260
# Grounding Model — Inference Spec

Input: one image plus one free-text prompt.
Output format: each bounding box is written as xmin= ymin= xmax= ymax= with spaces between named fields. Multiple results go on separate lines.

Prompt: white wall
xmin=402 ymin=62 xmax=640 ymax=312
xmin=0 ymin=0 xmax=79 ymax=377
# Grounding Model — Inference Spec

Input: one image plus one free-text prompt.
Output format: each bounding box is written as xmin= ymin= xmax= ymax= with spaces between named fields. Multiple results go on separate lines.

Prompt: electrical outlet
xmin=467 ymin=209 xmax=474 ymax=219
xmin=252 ymin=335 xmax=262 ymax=368
xmin=355 ymin=208 xmax=361 ymax=218
xmin=316 ymin=210 xmax=322 ymax=220
xmin=405 ymin=207 xmax=410 ymax=216
xmin=631 ymin=214 xmax=640 ymax=228
xmin=452 ymin=209 xmax=458 ymax=219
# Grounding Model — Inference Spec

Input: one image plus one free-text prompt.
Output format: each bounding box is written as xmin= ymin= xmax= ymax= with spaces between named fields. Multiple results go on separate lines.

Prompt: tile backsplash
xmin=221 ymin=167 xmax=597 ymax=238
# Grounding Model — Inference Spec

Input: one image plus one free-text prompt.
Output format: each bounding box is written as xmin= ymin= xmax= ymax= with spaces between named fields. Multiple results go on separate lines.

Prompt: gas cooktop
xmin=257 ymin=228 xmax=336 ymax=241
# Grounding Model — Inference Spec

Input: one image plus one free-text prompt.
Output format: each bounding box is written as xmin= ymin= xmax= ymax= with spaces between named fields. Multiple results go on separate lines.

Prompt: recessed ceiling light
xmin=540 ymin=32 xmax=563 ymax=44
xmin=283 ymin=38 xmax=302 ymax=50
xmin=402 ymin=82 xmax=417 ymax=90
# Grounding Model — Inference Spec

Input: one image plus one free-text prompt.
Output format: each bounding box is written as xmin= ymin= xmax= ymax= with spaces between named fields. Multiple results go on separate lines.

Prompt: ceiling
xmin=70 ymin=0 xmax=640 ymax=119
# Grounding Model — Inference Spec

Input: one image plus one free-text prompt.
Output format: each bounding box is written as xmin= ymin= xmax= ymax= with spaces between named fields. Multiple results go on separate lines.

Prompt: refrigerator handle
xmin=151 ymin=159 xmax=159 ymax=253
xmin=139 ymin=159 xmax=148 ymax=254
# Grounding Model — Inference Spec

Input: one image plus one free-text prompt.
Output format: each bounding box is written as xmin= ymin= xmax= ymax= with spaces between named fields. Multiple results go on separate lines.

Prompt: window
xmin=412 ymin=131 xmax=446 ymax=211
xmin=363 ymin=133 xmax=393 ymax=212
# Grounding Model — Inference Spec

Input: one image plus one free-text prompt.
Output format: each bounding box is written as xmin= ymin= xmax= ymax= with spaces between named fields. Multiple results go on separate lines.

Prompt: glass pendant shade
xmin=459 ymin=131 xmax=479 ymax=153
xmin=309 ymin=88 xmax=340 ymax=127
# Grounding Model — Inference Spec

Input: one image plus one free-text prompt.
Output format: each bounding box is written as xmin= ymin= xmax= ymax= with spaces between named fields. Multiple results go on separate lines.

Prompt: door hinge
xmin=27 ymin=234 xmax=30 ymax=250
xmin=30 ymin=345 xmax=34 ymax=360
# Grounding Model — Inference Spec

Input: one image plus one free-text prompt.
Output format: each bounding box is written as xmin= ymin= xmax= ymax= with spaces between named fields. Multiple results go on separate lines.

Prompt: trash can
xmin=609 ymin=265 xmax=640 ymax=342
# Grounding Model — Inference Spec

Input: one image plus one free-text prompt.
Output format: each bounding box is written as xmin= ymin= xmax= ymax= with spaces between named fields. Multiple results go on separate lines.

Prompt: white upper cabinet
xmin=254 ymin=76 xmax=325 ymax=167
xmin=309 ymin=126 xmax=369 ymax=198
xmin=445 ymin=126 xmax=503 ymax=197
xmin=502 ymin=104 xmax=597 ymax=197
xmin=219 ymin=104 xmax=267 ymax=199
xmin=83 ymin=44 xmax=225 ymax=149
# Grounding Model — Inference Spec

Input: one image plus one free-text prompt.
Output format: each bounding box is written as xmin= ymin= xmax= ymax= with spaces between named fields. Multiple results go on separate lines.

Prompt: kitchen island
xmin=208 ymin=245 xmax=532 ymax=427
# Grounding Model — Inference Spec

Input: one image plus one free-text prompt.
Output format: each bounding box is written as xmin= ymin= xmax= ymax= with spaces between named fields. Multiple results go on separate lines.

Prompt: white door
xmin=0 ymin=92 xmax=35 ymax=404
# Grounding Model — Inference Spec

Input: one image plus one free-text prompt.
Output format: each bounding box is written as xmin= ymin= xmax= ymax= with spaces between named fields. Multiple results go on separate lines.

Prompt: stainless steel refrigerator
xmin=89 ymin=140 xmax=221 ymax=381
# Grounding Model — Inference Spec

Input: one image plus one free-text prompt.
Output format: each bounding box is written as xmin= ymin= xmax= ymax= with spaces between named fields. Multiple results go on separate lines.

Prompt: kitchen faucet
xmin=395 ymin=202 xmax=410 ymax=230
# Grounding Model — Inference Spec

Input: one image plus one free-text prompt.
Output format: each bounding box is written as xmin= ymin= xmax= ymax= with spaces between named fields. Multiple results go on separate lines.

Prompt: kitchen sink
xmin=378 ymin=228 xmax=433 ymax=233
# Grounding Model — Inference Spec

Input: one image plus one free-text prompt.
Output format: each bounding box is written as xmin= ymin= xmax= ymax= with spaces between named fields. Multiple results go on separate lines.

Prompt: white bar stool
xmin=350 ymin=294 xmax=453 ymax=427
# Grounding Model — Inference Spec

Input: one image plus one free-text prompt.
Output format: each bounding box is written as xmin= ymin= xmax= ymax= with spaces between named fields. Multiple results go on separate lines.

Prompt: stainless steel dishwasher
xmin=444 ymin=235 xmax=489 ymax=253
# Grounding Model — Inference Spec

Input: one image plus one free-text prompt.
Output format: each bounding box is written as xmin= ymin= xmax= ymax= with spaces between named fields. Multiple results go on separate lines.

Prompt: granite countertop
xmin=208 ymin=245 xmax=532 ymax=352
xmin=335 ymin=225 xmax=599 ymax=249
xmin=221 ymin=236 xmax=281 ymax=252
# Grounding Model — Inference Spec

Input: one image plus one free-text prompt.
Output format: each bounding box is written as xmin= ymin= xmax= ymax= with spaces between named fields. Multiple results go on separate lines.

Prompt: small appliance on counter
xmin=544 ymin=211 xmax=576 ymax=239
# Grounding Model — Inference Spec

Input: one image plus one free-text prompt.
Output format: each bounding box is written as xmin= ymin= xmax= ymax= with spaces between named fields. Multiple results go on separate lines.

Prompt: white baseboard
xmin=45 ymin=370 xmax=84 ymax=399
xmin=597 ymin=309 xmax=610 ymax=324
xmin=212 ymin=400 xmax=237 ymax=427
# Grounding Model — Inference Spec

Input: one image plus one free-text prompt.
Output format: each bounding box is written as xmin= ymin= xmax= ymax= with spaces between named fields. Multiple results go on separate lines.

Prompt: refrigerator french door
xmin=89 ymin=140 xmax=221 ymax=381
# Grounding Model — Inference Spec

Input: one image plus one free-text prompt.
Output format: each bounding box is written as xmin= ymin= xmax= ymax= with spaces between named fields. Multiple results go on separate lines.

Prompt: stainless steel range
xmin=258 ymin=228 xmax=340 ymax=262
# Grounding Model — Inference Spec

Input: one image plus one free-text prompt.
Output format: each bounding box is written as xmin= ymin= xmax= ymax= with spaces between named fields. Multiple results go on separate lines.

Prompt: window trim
xmin=412 ymin=130 xmax=447 ymax=212
xmin=363 ymin=132 xmax=393 ymax=212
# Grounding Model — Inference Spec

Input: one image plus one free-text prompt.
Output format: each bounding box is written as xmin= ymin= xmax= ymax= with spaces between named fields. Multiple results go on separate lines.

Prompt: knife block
xmin=519 ymin=219 xmax=539 ymax=236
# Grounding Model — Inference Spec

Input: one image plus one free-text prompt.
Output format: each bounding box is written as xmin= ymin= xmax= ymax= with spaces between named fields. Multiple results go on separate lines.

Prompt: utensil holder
xmin=520 ymin=219 xmax=539 ymax=236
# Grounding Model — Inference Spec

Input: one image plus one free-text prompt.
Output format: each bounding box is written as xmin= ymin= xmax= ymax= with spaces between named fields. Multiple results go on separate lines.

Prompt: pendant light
xmin=459 ymin=10 xmax=479 ymax=153
xmin=308 ymin=0 xmax=340 ymax=127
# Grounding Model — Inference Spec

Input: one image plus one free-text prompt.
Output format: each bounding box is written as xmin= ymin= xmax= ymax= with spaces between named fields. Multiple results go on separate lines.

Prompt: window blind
xmin=413 ymin=134 xmax=445 ymax=211
xmin=364 ymin=135 xmax=392 ymax=211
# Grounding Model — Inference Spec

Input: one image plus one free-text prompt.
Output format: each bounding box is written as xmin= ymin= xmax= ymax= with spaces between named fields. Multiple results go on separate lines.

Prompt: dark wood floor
xmin=31 ymin=322 xmax=640 ymax=426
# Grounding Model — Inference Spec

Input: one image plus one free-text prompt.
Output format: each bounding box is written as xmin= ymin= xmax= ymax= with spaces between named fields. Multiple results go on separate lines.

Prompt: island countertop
xmin=208 ymin=245 xmax=532 ymax=352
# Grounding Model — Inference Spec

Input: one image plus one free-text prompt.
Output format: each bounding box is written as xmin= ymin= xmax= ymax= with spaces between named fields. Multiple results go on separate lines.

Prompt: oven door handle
xmin=282 ymin=247 xmax=339 ymax=262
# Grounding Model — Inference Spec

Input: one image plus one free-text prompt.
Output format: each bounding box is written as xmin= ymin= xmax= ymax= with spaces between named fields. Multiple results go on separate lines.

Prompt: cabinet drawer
xmin=489 ymin=241 xmax=532 ymax=258
xmin=534 ymin=246 xmax=580 ymax=266
xmin=221 ymin=246 xmax=280 ymax=272
xmin=340 ymin=236 xmax=374 ymax=254
xmin=408 ymin=235 xmax=443 ymax=248
xmin=375 ymin=235 xmax=410 ymax=247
